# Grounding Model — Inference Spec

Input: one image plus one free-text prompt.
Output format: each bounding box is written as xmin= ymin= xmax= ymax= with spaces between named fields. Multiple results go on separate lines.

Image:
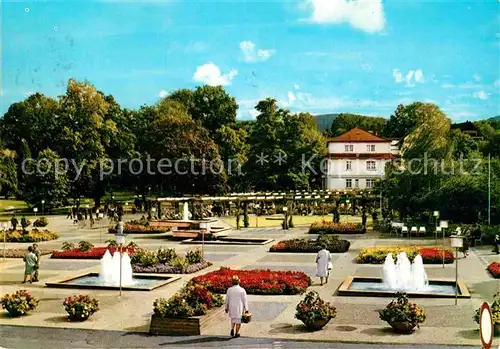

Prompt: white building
xmin=325 ymin=128 xmax=397 ymax=190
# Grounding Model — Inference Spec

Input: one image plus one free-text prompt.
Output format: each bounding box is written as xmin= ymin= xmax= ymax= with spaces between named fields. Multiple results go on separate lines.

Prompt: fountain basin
xmin=46 ymin=273 xmax=180 ymax=291
xmin=337 ymin=277 xmax=471 ymax=298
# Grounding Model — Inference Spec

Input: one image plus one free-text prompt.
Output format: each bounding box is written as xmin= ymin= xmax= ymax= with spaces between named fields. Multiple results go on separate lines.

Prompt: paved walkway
xmin=0 ymin=325 xmax=479 ymax=349
xmin=0 ymin=215 xmax=498 ymax=347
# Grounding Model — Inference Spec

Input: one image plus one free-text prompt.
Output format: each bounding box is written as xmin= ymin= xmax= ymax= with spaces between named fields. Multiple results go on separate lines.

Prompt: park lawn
xmin=0 ymin=199 xmax=27 ymax=213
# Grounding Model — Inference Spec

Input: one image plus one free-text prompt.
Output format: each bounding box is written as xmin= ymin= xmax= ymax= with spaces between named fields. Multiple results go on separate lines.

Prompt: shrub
xmin=133 ymin=260 xmax=212 ymax=274
xmin=309 ymin=221 xmax=364 ymax=234
xmin=379 ymin=293 xmax=426 ymax=328
xmin=127 ymin=241 xmax=139 ymax=249
xmin=51 ymin=247 xmax=135 ymax=259
xmin=270 ymin=235 xmax=350 ymax=253
xmin=108 ymin=224 xmax=169 ymax=235
xmin=20 ymin=216 xmax=31 ymax=230
xmin=1 ymin=290 xmax=39 ymax=317
xmin=487 ymin=262 xmax=500 ymax=279
xmin=105 ymin=239 xmax=118 ymax=248
xmin=295 ymin=291 xmax=337 ymax=328
xmin=186 ymin=249 xmax=203 ymax=264
xmin=61 ymin=242 xmax=75 ymax=251
xmin=473 ymin=292 xmax=499 ymax=325
xmin=130 ymin=249 xmax=158 ymax=266
xmin=156 ymin=247 xmax=177 ymax=264
xmin=78 ymin=241 xmax=94 ymax=252
xmin=153 ymin=284 xmax=223 ymax=318
xmin=33 ymin=217 xmax=49 ymax=227
xmin=63 ymin=294 xmax=99 ymax=321
xmin=0 ymin=229 xmax=58 ymax=242
xmin=356 ymin=246 xmax=454 ymax=264
xmin=170 ymin=256 xmax=189 ymax=271
xmin=192 ymin=267 xmax=312 ymax=295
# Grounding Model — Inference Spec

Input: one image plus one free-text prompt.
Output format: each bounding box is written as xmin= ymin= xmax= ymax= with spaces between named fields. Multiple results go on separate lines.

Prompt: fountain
xmin=45 ymin=249 xmax=180 ymax=291
xmin=182 ymin=202 xmax=191 ymax=221
xmin=338 ymin=253 xmax=471 ymax=298
xmin=382 ymin=253 xmax=428 ymax=291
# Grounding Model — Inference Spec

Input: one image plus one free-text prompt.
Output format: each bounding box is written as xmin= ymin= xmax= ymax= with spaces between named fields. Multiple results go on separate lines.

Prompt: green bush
xmin=33 ymin=217 xmax=49 ymax=227
xmin=131 ymin=249 xmax=159 ymax=266
xmin=0 ymin=229 xmax=58 ymax=242
xmin=77 ymin=241 xmax=94 ymax=252
xmin=170 ymin=256 xmax=189 ymax=271
xmin=157 ymin=247 xmax=177 ymax=264
xmin=61 ymin=242 xmax=75 ymax=251
xmin=186 ymin=249 xmax=203 ymax=264
xmin=105 ymin=239 xmax=118 ymax=248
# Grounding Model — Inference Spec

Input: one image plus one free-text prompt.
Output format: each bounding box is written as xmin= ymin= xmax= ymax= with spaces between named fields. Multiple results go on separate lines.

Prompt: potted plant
xmin=295 ymin=291 xmax=337 ymax=331
xmin=63 ymin=294 xmax=99 ymax=321
xmin=474 ymin=292 xmax=500 ymax=336
xmin=1 ymin=290 xmax=39 ymax=317
xmin=379 ymin=293 xmax=426 ymax=333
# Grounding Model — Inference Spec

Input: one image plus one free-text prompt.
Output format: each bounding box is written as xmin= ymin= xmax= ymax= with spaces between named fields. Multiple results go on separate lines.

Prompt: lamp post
xmin=98 ymin=213 xmax=104 ymax=243
xmin=345 ymin=199 xmax=350 ymax=223
xmin=433 ymin=211 xmax=440 ymax=246
xmin=450 ymin=234 xmax=463 ymax=306
xmin=2 ymin=222 xmax=8 ymax=262
xmin=116 ymin=221 xmax=124 ymax=297
xmin=199 ymin=221 xmax=210 ymax=260
xmin=33 ymin=207 xmax=38 ymax=218
xmin=41 ymin=200 xmax=45 ymax=216
xmin=255 ymin=204 xmax=260 ymax=228
xmin=440 ymin=220 xmax=448 ymax=268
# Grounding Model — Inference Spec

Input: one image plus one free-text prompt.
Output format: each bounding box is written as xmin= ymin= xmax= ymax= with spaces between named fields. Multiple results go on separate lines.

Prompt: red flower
xmin=488 ymin=262 xmax=500 ymax=278
xmin=51 ymin=247 xmax=135 ymax=259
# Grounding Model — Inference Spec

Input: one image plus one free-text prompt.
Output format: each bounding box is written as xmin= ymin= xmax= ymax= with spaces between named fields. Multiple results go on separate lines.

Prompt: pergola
xmin=156 ymin=189 xmax=382 ymax=228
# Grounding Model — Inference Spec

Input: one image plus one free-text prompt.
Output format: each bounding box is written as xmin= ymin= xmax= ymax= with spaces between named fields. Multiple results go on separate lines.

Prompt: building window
xmin=346 ymin=160 xmax=352 ymax=171
xmin=366 ymin=144 xmax=375 ymax=152
xmin=355 ymin=179 xmax=359 ymax=188
xmin=345 ymin=144 xmax=354 ymax=152
xmin=366 ymin=160 xmax=376 ymax=171
xmin=366 ymin=179 xmax=374 ymax=188
xmin=346 ymin=179 xmax=352 ymax=188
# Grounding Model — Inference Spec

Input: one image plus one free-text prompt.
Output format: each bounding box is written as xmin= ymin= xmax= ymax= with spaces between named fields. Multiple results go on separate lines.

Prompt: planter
xmin=388 ymin=321 xmax=417 ymax=334
xmin=495 ymin=323 xmax=500 ymax=337
xmin=5 ymin=307 xmax=26 ymax=318
xmin=304 ymin=319 xmax=330 ymax=331
xmin=149 ymin=306 xmax=224 ymax=335
xmin=67 ymin=312 xmax=90 ymax=322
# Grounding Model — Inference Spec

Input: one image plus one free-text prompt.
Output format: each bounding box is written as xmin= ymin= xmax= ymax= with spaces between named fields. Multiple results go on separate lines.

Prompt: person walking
xmin=22 ymin=246 xmax=37 ymax=283
xmin=493 ymin=234 xmax=499 ymax=254
xmin=316 ymin=244 xmax=332 ymax=286
xmin=32 ymin=244 xmax=41 ymax=282
xmin=225 ymin=276 xmax=249 ymax=338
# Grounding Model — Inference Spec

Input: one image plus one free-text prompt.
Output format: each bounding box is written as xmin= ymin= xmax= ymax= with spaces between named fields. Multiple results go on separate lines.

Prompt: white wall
xmin=326 ymin=158 xmax=391 ymax=190
xmin=328 ymin=141 xmax=391 ymax=154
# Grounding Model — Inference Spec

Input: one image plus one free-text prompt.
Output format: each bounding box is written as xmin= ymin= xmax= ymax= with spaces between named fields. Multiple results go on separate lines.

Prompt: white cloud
xmin=193 ymin=63 xmax=238 ymax=86
xmin=394 ymin=68 xmax=424 ymax=86
xmin=473 ymin=73 xmax=481 ymax=82
xmin=393 ymin=69 xmax=404 ymax=83
xmin=248 ymin=109 xmax=260 ymax=119
xmin=473 ymin=91 xmax=488 ymax=100
xmin=305 ymin=0 xmax=385 ymax=33
xmin=158 ymin=90 xmax=168 ymax=98
xmin=288 ymin=91 xmax=297 ymax=104
xmin=25 ymin=91 xmax=35 ymax=96
xmin=293 ymin=84 xmax=300 ymax=90
xmin=459 ymin=82 xmax=482 ymax=89
xmin=239 ymin=41 xmax=275 ymax=62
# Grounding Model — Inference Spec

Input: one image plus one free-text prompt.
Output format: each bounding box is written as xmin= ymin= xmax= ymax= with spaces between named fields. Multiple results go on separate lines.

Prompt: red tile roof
xmin=328 ymin=153 xmax=396 ymax=160
xmin=328 ymin=128 xmax=390 ymax=143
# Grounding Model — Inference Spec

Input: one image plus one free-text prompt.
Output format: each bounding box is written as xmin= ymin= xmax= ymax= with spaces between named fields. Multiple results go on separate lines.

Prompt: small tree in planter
xmin=1 ymin=290 xmax=39 ymax=317
xmin=295 ymin=291 xmax=337 ymax=331
xmin=33 ymin=217 xmax=49 ymax=227
xmin=63 ymin=294 xmax=99 ymax=321
xmin=61 ymin=241 xmax=75 ymax=251
xmin=78 ymin=240 xmax=94 ymax=252
xmin=20 ymin=216 xmax=30 ymax=232
xmin=379 ymin=293 xmax=426 ymax=333
xmin=473 ymin=292 xmax=500 ymax=336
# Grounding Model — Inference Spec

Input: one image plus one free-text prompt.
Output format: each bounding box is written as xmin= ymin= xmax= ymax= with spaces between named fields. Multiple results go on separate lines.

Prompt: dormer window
xmin=345 ymin=144 xmax=354 ymax=152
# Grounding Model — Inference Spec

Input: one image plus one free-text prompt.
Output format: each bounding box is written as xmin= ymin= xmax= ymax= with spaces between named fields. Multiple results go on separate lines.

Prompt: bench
xmin=265 ymin=217 xmax=285 ymax=221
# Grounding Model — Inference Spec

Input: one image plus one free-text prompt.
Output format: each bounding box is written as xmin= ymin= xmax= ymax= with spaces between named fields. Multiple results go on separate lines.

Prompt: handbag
xmin=241 ymin=311 xmax=252 ymax=323
xmin=328 ymin=261 xmax=333 ymax=270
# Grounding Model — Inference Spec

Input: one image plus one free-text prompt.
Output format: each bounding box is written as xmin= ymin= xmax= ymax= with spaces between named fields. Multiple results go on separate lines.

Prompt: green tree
xmin=22 ymin=148 xmax=69 ymax=210
xmin=449 ymin=129 xmax=478 ymax=159
xmin=191 ymin=85 xmax=238 ymax=133
xmin=330 ymin=113 xmax=386 ymax=137
xmin=382 ymin=103 xmax=424 ymax=138
xmin=0 ymin=149 xmax=18 ymax=197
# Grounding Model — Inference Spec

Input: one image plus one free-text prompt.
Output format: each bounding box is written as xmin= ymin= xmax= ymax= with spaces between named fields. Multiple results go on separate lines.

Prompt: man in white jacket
xmin=225 ymin=275 xmax=249 ymax=338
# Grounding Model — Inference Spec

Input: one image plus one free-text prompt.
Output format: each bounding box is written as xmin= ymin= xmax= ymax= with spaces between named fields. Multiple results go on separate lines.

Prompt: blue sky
xmin=1 ymin=0 xmax=499 ymax=121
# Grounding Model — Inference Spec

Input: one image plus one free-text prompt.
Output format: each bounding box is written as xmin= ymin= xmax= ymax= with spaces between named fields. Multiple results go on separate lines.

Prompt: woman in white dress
xmin=316 ymin=244 xmax=332 ymax=286
xmin=225 ymin=275 xmax=249 ymax=338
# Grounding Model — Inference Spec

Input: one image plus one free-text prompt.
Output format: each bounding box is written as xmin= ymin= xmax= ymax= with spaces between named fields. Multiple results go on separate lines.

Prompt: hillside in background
xmin=313 ymin=113 xmax=340 ymax=133
xmin=490 ymin=115 xmax=500 ymax=121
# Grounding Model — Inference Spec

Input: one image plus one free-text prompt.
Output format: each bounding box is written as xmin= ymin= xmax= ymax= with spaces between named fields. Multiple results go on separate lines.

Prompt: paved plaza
xmin=0 ymin=215 xmax=498 ymax=347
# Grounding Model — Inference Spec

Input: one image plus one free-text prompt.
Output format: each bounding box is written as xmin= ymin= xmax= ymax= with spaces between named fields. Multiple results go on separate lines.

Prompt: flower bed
xmin=51 ymin=247 xmax=135 ymax=259
xmin=356 ymin=246 xmax=454 ymax=264
xmin=133 ymin=260 xmax=212 ymax=274
xmin=0 ymin=229 xmax=58 ymax=242
xmin=108 ymin=224 xmax=169 ymax=234
xmin=308 ymin=221 xmax=364 ymax=234
xmin=270 ymin=235 xmax=350 ymax=253
xmin=488 ymin=262 xmax=500 ymax=279
xmin=3 ymin=249 xmax=54 ymax=258
xmin=192 ymin=267 xmax=312 ymax=295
